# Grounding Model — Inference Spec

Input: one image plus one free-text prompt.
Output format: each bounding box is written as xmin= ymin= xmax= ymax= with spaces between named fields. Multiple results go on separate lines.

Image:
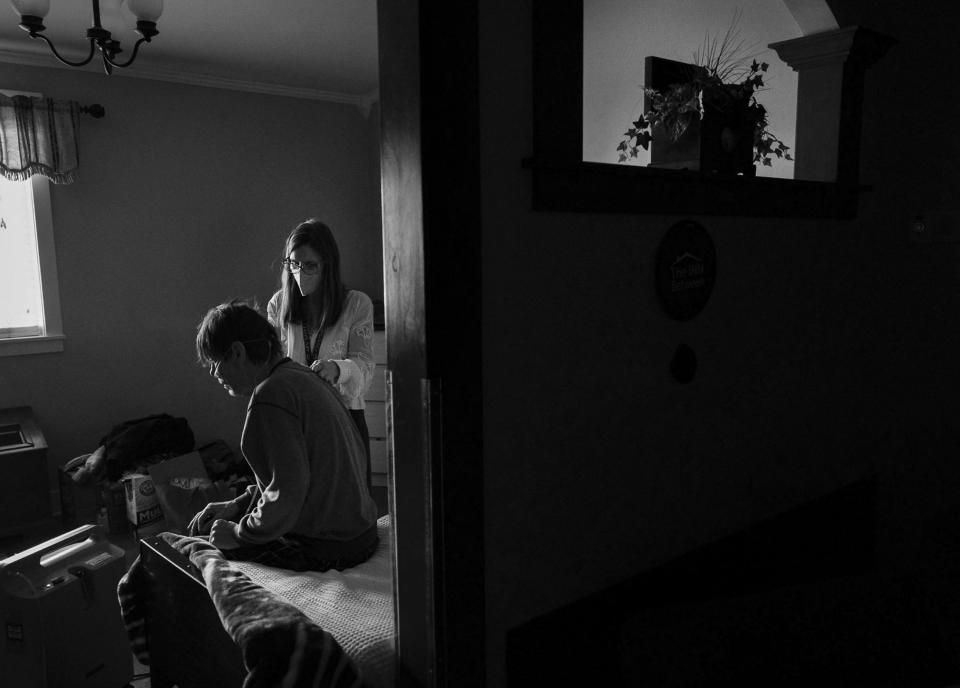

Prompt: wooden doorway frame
xmin=377 ymin=2 xmax=485 ymax=686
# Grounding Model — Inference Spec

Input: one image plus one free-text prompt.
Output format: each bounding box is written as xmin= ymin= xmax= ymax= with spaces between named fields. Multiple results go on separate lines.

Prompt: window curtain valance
xmin=0 ymin=94 xmax=81 ymax=185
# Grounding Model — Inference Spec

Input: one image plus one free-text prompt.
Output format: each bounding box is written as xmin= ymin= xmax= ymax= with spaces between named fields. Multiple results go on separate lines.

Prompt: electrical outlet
xmin=908 ymin=212 xmax=960 ymax=244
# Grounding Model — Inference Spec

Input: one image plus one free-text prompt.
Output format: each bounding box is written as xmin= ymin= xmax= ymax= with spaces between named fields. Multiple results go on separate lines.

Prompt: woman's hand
xmin=210 ymin=519 xmax=241 ymax=549
xmin=190 ymin=500 xmax=241 ymax=536
xmin=311 ymin=359 xmax=340 ymax=383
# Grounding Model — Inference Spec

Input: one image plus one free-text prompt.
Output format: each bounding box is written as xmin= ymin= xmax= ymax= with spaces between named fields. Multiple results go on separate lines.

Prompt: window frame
xmin=0 ymin=89 xmax=65 ymax=357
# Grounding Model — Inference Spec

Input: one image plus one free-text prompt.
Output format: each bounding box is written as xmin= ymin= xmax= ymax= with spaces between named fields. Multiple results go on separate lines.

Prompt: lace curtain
xmin=0 ymin=94 xmax=81 ymax=185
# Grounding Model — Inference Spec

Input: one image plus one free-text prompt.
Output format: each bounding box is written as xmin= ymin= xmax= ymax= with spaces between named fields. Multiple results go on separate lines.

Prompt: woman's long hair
xmin=277 ymin=219 xmax=346 ymax=331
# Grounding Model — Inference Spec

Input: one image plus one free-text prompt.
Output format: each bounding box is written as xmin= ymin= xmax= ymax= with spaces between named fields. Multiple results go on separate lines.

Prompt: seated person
xmin=191 ymin=300 xmax=378 ymax=572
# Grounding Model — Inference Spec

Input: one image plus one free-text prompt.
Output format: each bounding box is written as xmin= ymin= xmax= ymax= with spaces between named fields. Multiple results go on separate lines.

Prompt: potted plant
xmin=617 ymin=18 xmax=793 ymax=175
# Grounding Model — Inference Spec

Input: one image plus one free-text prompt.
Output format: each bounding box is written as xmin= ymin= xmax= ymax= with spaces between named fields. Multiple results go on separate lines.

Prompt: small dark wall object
xmin=655 ymin=219 xmax=716 ymax=321
xmin=670 ymin=343 xmax=697 ymax=383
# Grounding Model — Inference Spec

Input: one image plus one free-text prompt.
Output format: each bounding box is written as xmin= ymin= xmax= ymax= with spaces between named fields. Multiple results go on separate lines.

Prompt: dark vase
xmin=648 ymin=104 xmax=756 ymax=176
xmin=644 ymin=56 xmax=756 ymax=177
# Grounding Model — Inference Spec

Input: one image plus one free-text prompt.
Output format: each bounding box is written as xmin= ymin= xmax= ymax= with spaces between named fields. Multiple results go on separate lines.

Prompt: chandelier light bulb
xmin=10 ymin=0 xmax=49 ymax=19
xmin=126 ymin=0 xmax=162 ymax=23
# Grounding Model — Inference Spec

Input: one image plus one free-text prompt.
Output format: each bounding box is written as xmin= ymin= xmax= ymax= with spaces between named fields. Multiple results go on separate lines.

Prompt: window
xmin=0 ymin=90 xmax=64 ymax=356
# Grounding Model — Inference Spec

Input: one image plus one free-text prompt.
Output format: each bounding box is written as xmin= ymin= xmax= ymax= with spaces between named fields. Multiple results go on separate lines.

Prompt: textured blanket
xmin=233 ymin=519 xmax=395 ymax=688
xmin=118 ymin=531 xmax=374 ymax=688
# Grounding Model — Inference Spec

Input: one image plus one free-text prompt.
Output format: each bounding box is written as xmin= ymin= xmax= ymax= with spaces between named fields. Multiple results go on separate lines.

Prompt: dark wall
xmin=478 ymin=1 xmax=960 ymax=683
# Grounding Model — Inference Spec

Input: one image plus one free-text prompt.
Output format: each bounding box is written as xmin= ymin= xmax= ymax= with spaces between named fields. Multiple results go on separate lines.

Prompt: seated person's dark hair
xmin=196 ymin=299 xmax=281 ymax=365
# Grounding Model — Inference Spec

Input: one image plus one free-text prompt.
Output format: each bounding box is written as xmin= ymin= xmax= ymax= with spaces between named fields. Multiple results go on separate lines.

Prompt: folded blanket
xmin=118 ymin=532 xmax=368 ymax=688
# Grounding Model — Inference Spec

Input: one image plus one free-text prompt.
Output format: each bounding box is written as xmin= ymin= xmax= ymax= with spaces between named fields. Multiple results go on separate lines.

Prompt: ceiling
xmin=0 ymin=0 xmax=380 ymax=106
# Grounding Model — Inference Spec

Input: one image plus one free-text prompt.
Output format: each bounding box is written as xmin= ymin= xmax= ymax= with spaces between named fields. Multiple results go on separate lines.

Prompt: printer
xmin=0 ymin=524 xmax=133 ymax=687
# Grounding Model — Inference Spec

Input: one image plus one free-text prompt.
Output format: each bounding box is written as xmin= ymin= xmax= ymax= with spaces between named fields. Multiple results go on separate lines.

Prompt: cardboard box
xmin=147 ymin=451 xmax=207 ymax=485
xmin=121 ymin=473 xmax=164 ymax=536
xmin=148 ymin=451 xmax=234 ymax=534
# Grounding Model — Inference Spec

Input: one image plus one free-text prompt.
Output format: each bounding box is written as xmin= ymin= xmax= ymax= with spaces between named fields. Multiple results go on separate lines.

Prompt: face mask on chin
xmin=295 ymin=273 xmax=319 ymax=297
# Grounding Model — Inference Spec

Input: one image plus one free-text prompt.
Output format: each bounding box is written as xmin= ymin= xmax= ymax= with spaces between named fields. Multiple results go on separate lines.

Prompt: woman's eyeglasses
xmin=282 ymin=259 xmax=320 ymax=275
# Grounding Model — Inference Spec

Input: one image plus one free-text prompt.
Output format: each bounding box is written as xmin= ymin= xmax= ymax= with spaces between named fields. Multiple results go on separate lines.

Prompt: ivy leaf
xmin=617 ymin=141 xmax=628 ymax=152
xmin=761 ymin=62 xmax=769 ymax=72
xmin=762 ymin=158 xmax=772 ymax=166
xmin=637 ymin=131 xmax=652 ymax=149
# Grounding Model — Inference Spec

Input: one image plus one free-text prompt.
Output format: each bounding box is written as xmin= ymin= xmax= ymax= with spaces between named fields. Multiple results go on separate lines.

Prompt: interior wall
xmin=0 ymin=63 xmax=383 ymax=511
xmin=480 ymin=0 xmax=960 ymax=684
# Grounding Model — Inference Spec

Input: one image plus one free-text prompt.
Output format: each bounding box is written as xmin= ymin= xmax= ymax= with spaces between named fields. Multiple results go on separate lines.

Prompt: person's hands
xmin=311 ymin=359 xmax=340 ymax=383
xmin=190 ymin=500 xmax=241 ymax=535
xmin=210 ymin=519 xmax=241 ymax=549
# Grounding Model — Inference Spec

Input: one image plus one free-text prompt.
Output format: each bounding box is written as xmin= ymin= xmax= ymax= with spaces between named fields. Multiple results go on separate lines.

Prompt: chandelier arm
xmin=99 ymin=37 xmax=150 ymax=70
xmin=31 ymin=33 xmax=97 ymax=68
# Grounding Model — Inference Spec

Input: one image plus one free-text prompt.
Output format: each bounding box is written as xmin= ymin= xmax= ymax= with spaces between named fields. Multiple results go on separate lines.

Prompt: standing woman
xmin=267 ymin=219 xmax=376 ymax=489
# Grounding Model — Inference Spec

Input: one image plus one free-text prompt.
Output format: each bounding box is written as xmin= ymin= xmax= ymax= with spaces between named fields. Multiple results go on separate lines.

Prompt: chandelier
xmin=9 ymin=0 xmax=163 ymax=74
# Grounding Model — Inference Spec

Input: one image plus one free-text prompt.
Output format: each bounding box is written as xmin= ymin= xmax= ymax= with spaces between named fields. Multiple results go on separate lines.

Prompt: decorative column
xmin=771 ymin=27 xmax=895 ymax=186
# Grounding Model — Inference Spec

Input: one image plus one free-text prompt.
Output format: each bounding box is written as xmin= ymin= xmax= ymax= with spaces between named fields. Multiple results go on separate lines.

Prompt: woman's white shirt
xmin=267 ymin=289 xmax=376 ymax=410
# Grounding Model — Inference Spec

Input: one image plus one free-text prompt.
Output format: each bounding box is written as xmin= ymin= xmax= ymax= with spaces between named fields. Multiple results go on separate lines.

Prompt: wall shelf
xmin=526 ymin=158 xmax=861 ymax=218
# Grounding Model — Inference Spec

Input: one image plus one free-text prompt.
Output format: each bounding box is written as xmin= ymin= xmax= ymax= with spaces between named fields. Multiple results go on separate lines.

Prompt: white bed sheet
xmin=233 ymin=515 xmax=395 ymax=688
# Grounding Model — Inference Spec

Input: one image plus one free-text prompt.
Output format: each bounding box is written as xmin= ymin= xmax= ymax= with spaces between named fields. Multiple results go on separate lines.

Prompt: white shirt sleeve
xmin=332 ymin=292 xmax=375 ymax=405
xmin=266 ymin=290 xmax=288 ymax=352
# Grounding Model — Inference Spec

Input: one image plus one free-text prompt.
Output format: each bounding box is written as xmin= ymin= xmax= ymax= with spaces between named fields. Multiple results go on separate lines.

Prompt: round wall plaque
xmin=655 ymin=220 xmax=716 ymax=321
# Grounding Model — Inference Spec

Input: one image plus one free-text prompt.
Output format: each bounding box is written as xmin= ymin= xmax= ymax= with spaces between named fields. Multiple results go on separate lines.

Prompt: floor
xmin=0 ymin=515 xmax=153 ymax=687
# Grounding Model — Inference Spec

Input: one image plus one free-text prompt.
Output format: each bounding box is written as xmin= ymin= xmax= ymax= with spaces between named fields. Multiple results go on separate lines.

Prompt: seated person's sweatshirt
xmin=231 ymin=359 xmax=377 ymax=553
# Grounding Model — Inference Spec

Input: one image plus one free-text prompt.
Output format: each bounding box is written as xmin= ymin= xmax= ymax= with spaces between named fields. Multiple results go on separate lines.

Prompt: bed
xmin=131 ymin=515 xmax=395 ymax=688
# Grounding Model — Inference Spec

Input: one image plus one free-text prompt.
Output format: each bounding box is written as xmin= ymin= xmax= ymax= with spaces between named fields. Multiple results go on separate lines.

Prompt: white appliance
xmin=0 ymin=524 xmax=133 ymax=687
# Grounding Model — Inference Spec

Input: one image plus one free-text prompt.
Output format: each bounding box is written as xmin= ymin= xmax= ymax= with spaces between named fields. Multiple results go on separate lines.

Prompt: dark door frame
xmin=377 ymin=3 xmax=484 ymax=687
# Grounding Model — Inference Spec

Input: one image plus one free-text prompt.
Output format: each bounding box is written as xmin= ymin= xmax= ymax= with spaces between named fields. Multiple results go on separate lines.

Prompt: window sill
xmin=0 ymin=334 xmax=65 ymax=357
